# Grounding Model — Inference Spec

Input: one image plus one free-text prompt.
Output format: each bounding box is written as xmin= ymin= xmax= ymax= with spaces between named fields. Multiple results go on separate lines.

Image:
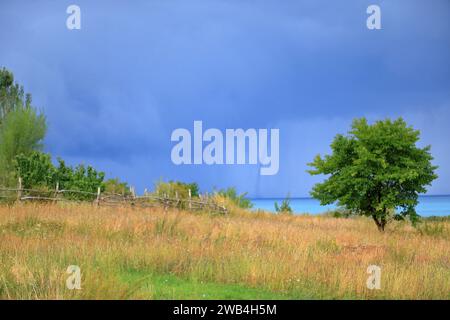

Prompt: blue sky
xmin=1 ymin=0 xmax=449 ymax=197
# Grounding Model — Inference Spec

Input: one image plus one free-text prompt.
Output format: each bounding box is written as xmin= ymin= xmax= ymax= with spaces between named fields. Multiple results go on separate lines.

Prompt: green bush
xmin=216 ymin=187 xmax=253 ymax=209
xmin=15 ymin=152 xmax=55 ymax=189
xmin=104 ymin=178 xmax=131 ymax=195
xmin=154 ymin=180 xmax=199 ymax=199
xmin=14 ymin=151 xmax=105 ymax=201
xmin=274 ymin=194 xmax=293 ymax=214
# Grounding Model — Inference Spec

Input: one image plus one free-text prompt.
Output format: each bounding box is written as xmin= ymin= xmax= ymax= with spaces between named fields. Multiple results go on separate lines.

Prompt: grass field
xmin=0 ymin=203 xmax=448 ymax=299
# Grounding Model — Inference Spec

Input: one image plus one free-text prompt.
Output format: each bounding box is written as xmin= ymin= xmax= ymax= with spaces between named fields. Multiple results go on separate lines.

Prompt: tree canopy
xmin=0 ymin=68 xmax=46 ymax=186
xmin=15 ymin=151 xmax=105 ymax=200
xmin=308 ymin=118 xmax=438 ymax=231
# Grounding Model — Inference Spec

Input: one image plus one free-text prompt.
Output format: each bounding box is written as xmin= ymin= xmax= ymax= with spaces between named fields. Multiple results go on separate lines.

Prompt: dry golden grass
xmin=0 ymin=203 xmax=448 ymax=299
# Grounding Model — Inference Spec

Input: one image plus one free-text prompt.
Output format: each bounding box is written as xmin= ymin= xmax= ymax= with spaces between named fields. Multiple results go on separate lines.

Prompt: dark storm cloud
xmin=0 ymin=0 xmax=449 ymax=195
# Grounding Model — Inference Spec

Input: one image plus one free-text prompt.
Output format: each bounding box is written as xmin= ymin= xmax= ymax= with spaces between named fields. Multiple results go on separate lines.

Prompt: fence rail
xmin=0 ymin=180 xmax=227 ymax=214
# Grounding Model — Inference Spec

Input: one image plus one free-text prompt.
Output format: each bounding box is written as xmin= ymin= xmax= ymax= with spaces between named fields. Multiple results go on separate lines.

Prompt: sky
xmin=0 ymin=0 xmax=449 ymax=197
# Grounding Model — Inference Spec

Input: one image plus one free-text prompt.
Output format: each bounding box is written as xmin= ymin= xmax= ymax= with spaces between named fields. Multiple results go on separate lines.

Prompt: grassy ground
xmin=0 ymin=203 xmax=448 ymax=299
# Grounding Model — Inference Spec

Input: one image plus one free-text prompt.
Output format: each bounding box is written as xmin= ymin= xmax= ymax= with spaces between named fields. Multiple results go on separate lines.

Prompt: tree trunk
xmin=372 ymin=215 xmax=385 ymax=232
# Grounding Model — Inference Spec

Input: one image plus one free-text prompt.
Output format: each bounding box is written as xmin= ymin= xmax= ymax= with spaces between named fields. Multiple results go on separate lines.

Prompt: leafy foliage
xmin=155 ymin=180 xmax=199 ymax=199
xmin=55 ymin=158 xmax=105 ymax=199
xmin=104 ymin=178 xmax=131 ymax=195
xmin=216 ymin=187 xmax=253 ymax=209
xmin=15 ymin=152 xmax=55 ymax=189
xmin=0 ymin=68 xmax=47 ymax=186
xmin=14 ymin=151 xmax=105 ymax=200
xmin=0 ymin=67 xmax=28 ymax=119
xmin=274 ymin=194 xmax=293 ymax=214
xmin=308 ymin=118 xmax=438 ymax=231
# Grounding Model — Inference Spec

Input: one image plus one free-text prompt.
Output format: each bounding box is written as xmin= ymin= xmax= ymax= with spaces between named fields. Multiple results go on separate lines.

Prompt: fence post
xmin=17 ymin=177 xmax=22 ymax=202
xmin=188 ymin=188 xmax=192 ymax=210
xmin=130 ymin=186 xmax=136 ymax=206
xmin=96 ymin=187 xmax=101 ymax=207
xmin=54 ymin=182 xmax=59 ymax=204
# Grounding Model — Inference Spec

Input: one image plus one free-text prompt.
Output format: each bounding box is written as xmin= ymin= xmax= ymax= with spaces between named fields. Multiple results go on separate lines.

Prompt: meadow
xmin=0 ymin=203 xmax=448 ymax=299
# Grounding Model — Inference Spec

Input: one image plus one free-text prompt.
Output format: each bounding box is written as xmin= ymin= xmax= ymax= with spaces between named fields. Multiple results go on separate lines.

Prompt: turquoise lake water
xmin=251 ymin=195 xmax=450 ymax=217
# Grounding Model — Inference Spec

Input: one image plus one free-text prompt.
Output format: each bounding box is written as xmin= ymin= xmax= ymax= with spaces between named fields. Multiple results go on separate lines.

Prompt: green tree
xmin=0 ymin=68 xmax=47 ymax=186
xmin=0 ymin=107 xmax=46 ymax=181
xmin=308 ymin=118 xmax=438 ymax=232
xmin=0 ymin=67 xmax=28 ymax=119
xmin=186 ymin=182 xmax=200 ymax=197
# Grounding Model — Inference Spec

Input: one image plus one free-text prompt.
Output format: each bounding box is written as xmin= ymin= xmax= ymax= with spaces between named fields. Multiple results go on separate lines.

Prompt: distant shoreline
xmin=250 ymin=195 xmax=450 ymax=217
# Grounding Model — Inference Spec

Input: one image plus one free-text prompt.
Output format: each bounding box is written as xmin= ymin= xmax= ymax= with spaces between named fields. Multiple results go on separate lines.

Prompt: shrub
xmin=154 ymin=180 xmax=199 ymax=199
xmin=14 ymin=151 xmax=105 ymax=200
xmin=216 ymin=187 xmax=253 ymax=209
xmin=274 ymin=194 xmax=293 ymax=214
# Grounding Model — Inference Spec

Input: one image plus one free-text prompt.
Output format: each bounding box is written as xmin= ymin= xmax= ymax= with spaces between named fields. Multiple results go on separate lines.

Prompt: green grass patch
xmin=120 ymin=270 xmax=291 ymax=300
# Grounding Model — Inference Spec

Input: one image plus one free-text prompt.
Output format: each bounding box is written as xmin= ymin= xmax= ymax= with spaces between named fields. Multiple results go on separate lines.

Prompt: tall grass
xmin=0 ymin=203 xmax=448 ymax=299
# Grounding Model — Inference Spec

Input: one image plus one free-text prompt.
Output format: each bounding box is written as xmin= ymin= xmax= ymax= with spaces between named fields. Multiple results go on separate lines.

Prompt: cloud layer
xmin=0 ymin=0 xmax=449 ymax=196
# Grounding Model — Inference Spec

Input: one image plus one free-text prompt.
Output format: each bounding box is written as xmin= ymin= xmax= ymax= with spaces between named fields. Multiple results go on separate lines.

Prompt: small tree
xmin=308 ymin=118 xmax=437 ymax=232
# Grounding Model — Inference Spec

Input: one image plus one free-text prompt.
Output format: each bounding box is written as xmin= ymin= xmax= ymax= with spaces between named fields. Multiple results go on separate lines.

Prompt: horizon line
xmin=249 ymin=194 xmax=450 ymax=200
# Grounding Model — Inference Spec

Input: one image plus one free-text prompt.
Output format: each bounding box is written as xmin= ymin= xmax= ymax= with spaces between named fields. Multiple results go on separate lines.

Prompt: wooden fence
xmin=0 ymin=178 xmax=227 ymax=214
